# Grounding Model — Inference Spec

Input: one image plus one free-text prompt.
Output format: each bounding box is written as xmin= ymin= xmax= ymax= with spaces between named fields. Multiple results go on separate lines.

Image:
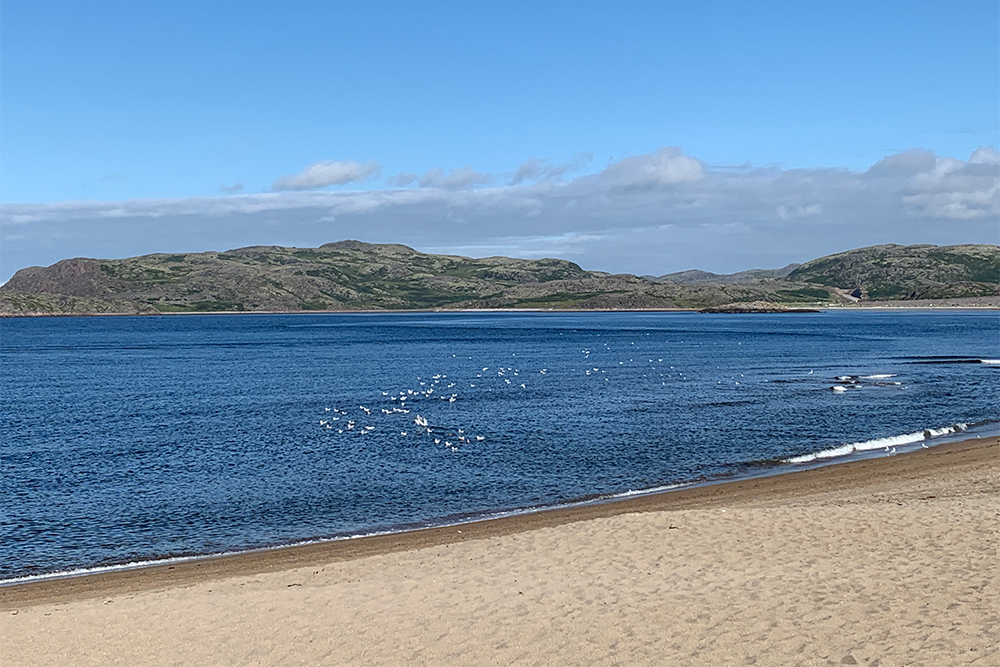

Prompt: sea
xmin=1 ymin=310 xmax=997 ymax=582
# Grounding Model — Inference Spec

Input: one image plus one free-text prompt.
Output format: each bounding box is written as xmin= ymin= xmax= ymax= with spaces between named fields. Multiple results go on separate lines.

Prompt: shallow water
xmin=1 ymin=310 xmax=997 ymax=579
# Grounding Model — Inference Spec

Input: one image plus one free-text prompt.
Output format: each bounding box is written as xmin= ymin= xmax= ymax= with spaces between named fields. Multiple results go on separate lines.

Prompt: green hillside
xmin=786 ymin=244 xmax=1000 ymax=299
xmin=1 ymin=241 xmax=996 ymax=315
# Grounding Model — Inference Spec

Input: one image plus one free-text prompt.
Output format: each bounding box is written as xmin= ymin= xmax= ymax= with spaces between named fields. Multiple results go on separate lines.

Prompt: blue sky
xmin=2 ymin=1 xmax=998 ymax=281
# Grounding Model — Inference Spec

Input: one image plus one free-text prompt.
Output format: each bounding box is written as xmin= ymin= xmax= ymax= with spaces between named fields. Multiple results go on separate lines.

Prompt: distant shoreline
xmin=2 ymin=302 xmax=998 ymax=318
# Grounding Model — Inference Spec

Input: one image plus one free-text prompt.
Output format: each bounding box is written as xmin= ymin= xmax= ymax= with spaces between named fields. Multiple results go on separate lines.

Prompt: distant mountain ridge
xmin=655 ymin=264 xmax=801 ymax=284
xmin=1 ymin=242 xmax=997 ymax=315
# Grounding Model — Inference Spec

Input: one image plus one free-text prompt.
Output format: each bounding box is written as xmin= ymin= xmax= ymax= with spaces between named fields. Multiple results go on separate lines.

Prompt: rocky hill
xmin=784 ymin=244 xmax=1000 ymax=300
xmin=1 ymin=241 xmax=997 ymax=315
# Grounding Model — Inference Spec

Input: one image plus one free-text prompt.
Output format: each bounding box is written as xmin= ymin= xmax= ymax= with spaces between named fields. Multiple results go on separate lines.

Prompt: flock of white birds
xmin=315 ymin=339 xmax=903 ymax=451
xmin=313 ymin=340 xmax=748 ymax=453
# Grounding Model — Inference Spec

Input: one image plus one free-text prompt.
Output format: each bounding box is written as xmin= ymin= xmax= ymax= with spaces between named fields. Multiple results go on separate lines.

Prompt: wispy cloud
xmin=417 ymin=165 xmax=492 ymax=190
xmin=219 ymin=181 xmax=244 ymax=194
xmin=3 ymin=147 xmax=997 ymax=282
xmin=273 ymin=160 xmax=381 ymax=190
xmin=389 ymin=166 xmax=493 ymax=190
xmin=509 ymin=152 xmax=593 ymax=185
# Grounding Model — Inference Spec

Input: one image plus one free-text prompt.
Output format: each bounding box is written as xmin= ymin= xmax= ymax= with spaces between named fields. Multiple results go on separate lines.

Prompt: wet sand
xmin=2 ymin=437 xmax=997 ymax=666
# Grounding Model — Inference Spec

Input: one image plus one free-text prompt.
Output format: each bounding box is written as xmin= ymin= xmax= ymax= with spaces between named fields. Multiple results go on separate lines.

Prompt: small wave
xmin=925 ymin=424 xmax=968 ymax=437
xmin=981 ymin=359 xmax=1000 ymax=365
xmin=909 ymin=358 xmax=984 ymax=365
xmin=784 ymin=423 xmax=969 ymax=464
xmin=861 ymin=373 xmax=897 ymax=379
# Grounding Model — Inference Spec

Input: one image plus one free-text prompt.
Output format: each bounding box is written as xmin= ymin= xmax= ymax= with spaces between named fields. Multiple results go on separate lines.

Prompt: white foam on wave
xmin=980 ymin=359 xmax=1000 ymax=365
xmin=852 ymin=431 xmax=926 ymax=451
xmin=604 ymin=482 xmax=692 ymax=500
xmin=861 ymin=373 xmax=897 ymax=379
xmin=925 ymin=423 xmax=968 ymax=438
xmin=784 ymin=423 xmax=969 ymax=464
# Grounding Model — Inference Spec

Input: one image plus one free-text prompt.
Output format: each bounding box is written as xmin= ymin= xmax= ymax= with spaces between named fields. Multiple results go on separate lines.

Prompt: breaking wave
xmin=784 ymin=423 xmax=970 ymax=464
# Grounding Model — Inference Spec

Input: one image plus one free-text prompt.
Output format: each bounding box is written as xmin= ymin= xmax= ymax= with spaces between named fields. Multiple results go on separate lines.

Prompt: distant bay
xmin=1 ymin=310 xmax=997 ymax=580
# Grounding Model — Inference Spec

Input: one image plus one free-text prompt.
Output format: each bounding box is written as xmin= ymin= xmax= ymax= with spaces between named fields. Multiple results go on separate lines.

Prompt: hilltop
xmin=1 ymin=241 xmax=997 ymax=315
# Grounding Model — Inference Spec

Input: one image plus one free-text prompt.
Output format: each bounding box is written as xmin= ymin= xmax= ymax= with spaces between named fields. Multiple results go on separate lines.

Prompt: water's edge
xmin=4 ymin=420 xmax=995 ymax=588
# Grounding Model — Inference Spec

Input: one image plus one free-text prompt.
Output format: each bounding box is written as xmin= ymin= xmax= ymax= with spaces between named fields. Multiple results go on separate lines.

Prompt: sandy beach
xmin=2 ymin=437 xmax=997 ymax=666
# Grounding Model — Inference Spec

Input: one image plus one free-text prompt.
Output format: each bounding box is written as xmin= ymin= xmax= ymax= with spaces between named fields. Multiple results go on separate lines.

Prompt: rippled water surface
xmin=2 ymin=310 xmax=997 ymax=578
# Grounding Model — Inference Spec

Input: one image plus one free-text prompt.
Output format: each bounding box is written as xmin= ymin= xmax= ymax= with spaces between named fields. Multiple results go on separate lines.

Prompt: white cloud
xmin=598 ymin=147 xmax=706 ymax=187
xmin=273 ymin=160 xmax=381 ymax=190
xmin=898 ymin=147 xmax=999 ymax=219
xmin=866 ymin=150 xmax=937 ymax=177
xmin=776 ymin=204 xmax=822 ymax=220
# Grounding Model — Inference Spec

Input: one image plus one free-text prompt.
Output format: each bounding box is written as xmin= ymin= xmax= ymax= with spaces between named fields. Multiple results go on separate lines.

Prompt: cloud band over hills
xmin=2 ymin=147 xmax=997 ymax=282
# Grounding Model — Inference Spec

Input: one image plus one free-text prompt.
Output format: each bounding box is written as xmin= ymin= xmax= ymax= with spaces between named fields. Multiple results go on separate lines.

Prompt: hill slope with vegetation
xmin=1 ymin=241 xmax=996 ymax=315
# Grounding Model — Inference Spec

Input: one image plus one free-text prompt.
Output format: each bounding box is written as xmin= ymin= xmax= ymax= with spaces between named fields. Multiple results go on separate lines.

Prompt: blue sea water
xmin=1 ymin=310 xmax=997 ymax=580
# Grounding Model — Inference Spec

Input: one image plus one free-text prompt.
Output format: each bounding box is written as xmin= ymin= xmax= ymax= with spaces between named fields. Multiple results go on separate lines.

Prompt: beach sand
xmin=2 ymin=437 xmax=997 ymax=666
